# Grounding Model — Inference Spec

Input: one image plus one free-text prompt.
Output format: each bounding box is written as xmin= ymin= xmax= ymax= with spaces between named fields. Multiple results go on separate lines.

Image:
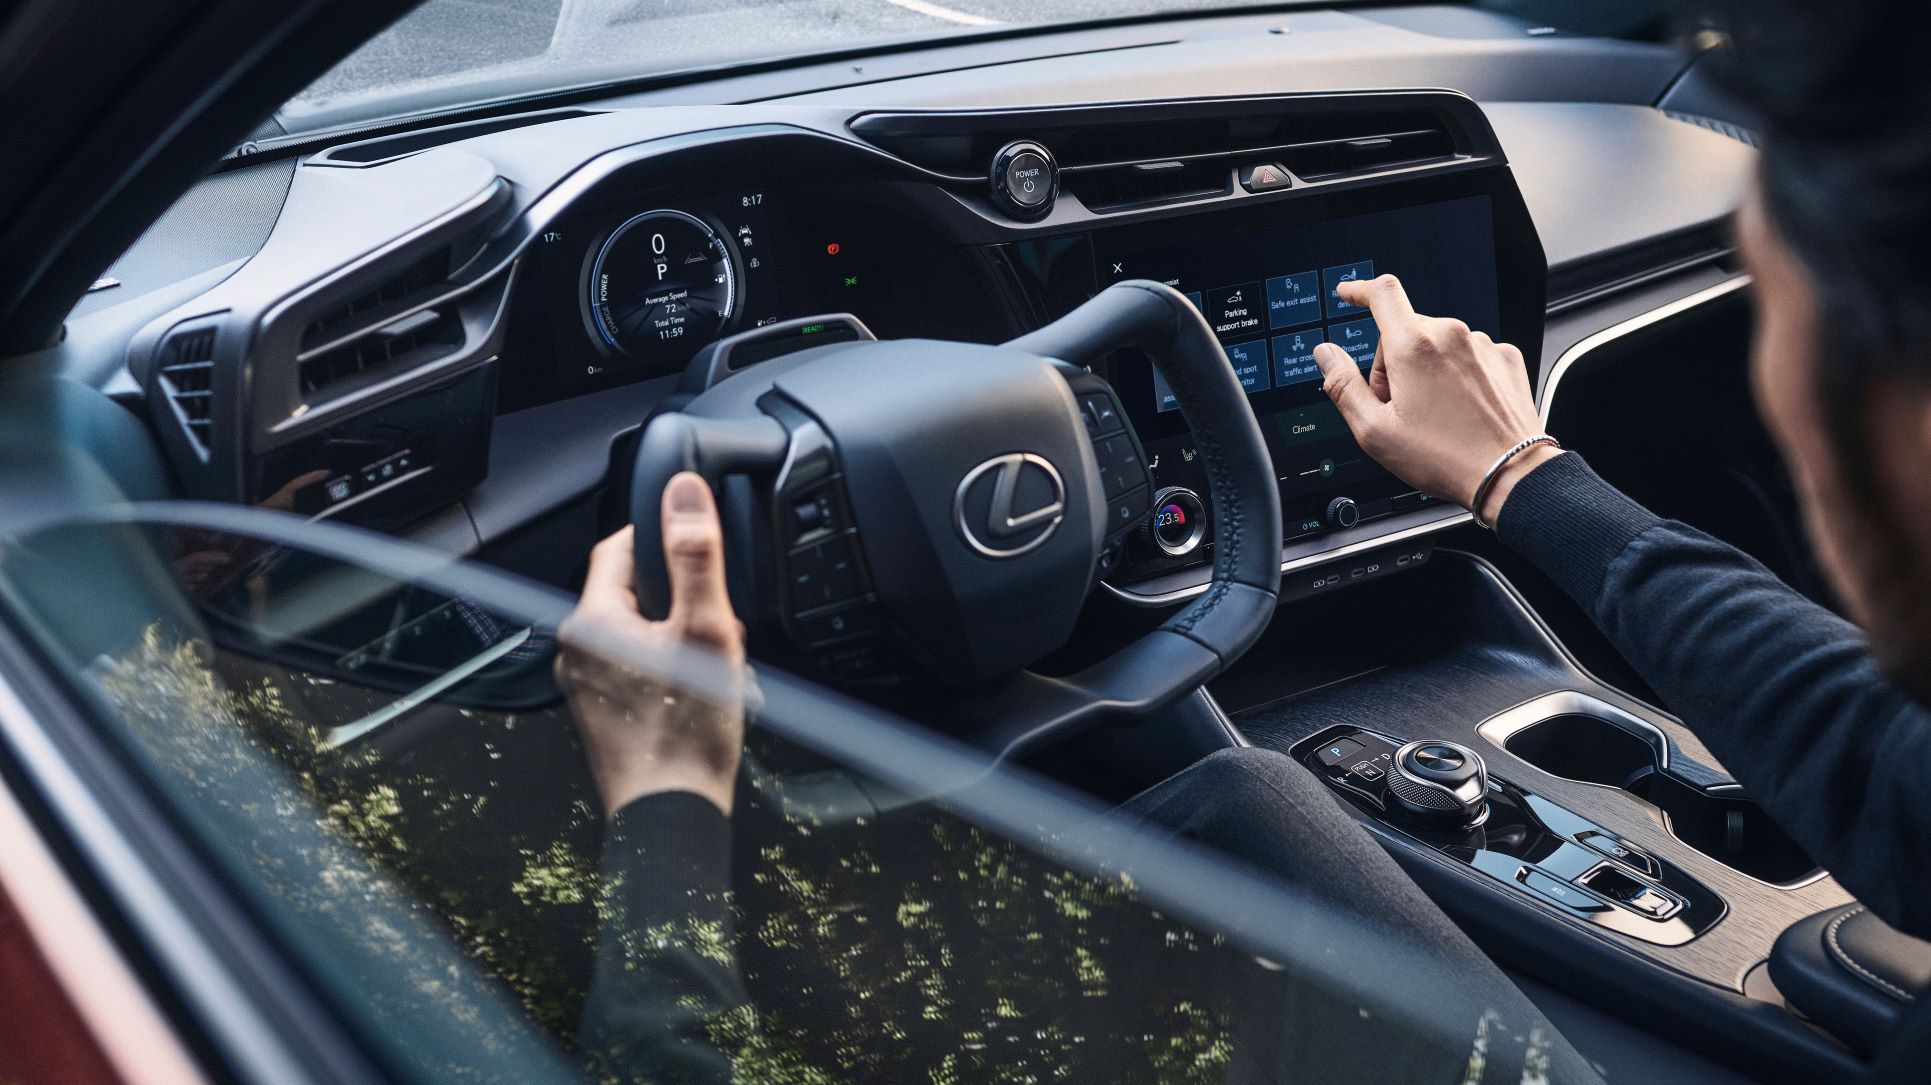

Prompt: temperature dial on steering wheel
xmin=1138 ymin=486 xmax=1208 ymax=557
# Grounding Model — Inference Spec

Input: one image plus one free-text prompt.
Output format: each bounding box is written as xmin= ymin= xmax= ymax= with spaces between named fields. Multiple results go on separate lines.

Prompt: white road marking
xmin=879 ymin=0 xmax=1002 ymax=26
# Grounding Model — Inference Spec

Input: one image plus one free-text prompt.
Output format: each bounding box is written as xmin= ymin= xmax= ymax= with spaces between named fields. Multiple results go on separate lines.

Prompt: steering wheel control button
xmin=793 ymin=497 xmax=827 ymax=533
xmin=1388 ymin=739 xmax=1490 ymax=827
xmin=1095 ymin=434 xmax=1148 ymax=497
xmin=954 ymin=452 xmax=1066 ymax=558
xmin=989 ymin=140 xmax=1058 ymax=220
xmin=1139 ymin=486 xmax=1207 ymax=558
xmin=1107 ymin=485 xmax=1152 ymax=535
xmin=1078 ymin=392 xmax=1124 ymax=438
xmin=788 ymin=533 xmax=866 ymax=610
xmin=1240 ymin=162 xmax=1292 ymax=193
xmin=786 ymin=485 xmax=849 ymax=548
xmin=793 ymin=601 xmax=882 ymax=646
xmin=1519 ymin=869 xmax=1610 ymax=914
xmin=1326 ymin=495 xmax=1361 ymax=529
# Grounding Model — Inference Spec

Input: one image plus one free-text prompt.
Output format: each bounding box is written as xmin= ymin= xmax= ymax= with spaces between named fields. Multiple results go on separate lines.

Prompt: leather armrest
xmin=1771 ymin=904 xmax=1931 ymax=1057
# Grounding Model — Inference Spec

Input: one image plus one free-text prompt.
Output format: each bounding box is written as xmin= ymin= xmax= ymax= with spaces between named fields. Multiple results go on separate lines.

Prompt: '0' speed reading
xmin=586 ymin=208 xmax=739 ymax=367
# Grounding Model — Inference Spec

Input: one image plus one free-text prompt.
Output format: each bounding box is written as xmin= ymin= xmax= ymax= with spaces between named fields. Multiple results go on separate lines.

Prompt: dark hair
xmin=1707 ymin=1 xmax=1931 ymax=501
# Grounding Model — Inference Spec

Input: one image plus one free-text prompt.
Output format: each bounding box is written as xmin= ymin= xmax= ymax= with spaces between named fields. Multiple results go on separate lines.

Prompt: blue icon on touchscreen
xmin=1323 ymin=261 xmax=1375 ymax=318
xmin=1224 ymin=340 xmax=1270 ymax=394
xmin=1271 ymin=328 xmax=1328 ymax=386
xmin=1266 ymin=271 xmax=1321 ymax=328
xmin=1330 ymin=317 xmax=1381 ymax=366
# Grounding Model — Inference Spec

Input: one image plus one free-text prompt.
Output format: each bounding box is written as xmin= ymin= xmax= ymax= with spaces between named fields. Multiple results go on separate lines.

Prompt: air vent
xmin=302 ymin=247 xmax=452 ymax=350
xmin=295 ymin=245 xmax=466 ymax=401
xmin=156 ymin=326 xmax=219 ymax=456
xmin=1061 ymin=159 xmax=1231 ymax=212
xmin=298 ymin=306 xmax=462 ymax=399
xmin=1276 ymin=124 xmax=1458 ymax=181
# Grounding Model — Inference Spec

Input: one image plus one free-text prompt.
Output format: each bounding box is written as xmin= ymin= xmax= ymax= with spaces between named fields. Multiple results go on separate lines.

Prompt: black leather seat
xmin=1771 ymin=904 xmax=1931 ymax=1057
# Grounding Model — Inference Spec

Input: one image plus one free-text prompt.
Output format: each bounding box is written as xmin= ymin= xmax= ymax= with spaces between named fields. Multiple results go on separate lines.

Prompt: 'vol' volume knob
xmin=1327 ymin=496 xmax=1360 ymax=529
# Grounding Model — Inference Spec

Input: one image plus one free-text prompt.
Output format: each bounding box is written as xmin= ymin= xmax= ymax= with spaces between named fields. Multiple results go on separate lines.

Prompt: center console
xmin=1204 ymin=549 xmax=1860 ymax=1082
xmin=1295 ymin=722 xmax=1726 ymax=947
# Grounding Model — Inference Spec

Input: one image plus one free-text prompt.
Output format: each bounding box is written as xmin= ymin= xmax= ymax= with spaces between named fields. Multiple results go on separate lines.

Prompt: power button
xmin=991 ymin=141 xmax=1058 ymax=220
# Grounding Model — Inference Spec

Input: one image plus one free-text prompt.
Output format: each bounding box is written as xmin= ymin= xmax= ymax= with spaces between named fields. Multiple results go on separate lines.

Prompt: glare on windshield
xmin=286 ymin=0 xmax=1282 ymax=126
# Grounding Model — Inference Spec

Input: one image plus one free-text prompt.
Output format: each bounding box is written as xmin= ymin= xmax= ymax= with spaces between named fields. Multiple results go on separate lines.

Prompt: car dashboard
xmin=116 ymin=80 xmax=1720 ymax=608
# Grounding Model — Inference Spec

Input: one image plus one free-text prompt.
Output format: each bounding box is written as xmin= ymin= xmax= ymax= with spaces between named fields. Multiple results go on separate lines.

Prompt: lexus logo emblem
xmin=954 ymin=452 xmax=1066 ymax=558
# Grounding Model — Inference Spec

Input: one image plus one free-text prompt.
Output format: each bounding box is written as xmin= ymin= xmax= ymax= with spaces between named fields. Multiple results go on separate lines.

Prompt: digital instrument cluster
xmin=586 ymin=208 xmax=741 ymax=364
xmin=499 ymin=188 xmax=1008 ymax=410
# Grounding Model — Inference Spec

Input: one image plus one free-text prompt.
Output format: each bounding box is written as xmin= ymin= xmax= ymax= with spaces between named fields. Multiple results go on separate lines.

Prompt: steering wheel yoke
xmin=631 ymin=280 xmax=1282 ymax=754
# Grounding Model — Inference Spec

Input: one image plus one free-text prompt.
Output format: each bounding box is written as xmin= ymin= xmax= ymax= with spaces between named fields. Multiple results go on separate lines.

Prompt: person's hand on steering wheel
xmin=557 ymin=472 xmax=747 ymax=818
xmin=1311 ymin=274 xmax=1560 ymax=526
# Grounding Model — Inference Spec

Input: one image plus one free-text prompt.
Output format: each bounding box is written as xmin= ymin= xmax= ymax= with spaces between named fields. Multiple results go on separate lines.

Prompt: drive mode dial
xmin=1139 ymin=487 xmax=1208 ymax=557
xmin=1388 ymin=740 xmax=1490 ymax=828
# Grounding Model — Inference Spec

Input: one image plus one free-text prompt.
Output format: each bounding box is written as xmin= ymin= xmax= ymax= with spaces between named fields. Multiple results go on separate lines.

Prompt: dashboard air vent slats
xmin=156 ymin=326 xmax=219 ymax=456
xmin=1061 ymin=158 xmax=1232 ymax=212
xmin=301 ymin=246 xmax=452 ymax=351
xmin=298 ymin=307 xmax=462 ymax=399
xmin=1276 ymin=125 xmax=1459 ymax=181
xmin=295 ymin=244 xmax=468 ymax=402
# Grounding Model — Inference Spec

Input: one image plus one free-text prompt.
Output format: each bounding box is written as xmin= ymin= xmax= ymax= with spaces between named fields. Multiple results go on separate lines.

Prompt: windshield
xmin=285 ymin=1 xmax=1314 ymax=134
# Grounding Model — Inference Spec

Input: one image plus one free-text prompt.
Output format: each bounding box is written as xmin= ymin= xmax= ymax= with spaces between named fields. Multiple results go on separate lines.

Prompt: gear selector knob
xmin=1388 ymin=740 xmax=1490 ymax=827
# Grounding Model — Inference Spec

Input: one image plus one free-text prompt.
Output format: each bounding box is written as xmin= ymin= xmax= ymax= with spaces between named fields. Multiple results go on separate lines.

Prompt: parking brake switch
xmin=1578 ymin=864 xmax=1682 ymax=920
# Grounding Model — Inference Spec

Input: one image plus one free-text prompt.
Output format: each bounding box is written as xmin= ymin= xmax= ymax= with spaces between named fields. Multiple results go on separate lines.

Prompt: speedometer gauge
xmin=586 ymin=209 xmax=739 ymax=365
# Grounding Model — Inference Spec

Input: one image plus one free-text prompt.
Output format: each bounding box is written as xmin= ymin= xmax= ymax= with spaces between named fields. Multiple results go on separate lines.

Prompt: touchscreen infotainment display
xmin=1095 ymin=193 xmax=1504 ymax=541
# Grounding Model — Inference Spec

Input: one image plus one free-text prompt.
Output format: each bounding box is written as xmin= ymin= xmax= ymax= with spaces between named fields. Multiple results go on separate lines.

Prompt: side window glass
xmin=1 ymin=510 xmax=1537 ymax=1084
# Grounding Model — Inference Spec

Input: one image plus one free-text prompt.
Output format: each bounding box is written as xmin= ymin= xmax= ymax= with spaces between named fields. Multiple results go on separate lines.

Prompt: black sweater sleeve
xmin=1497 ymin=452 xmax=1931 ymax=935
xmin=578 ymin=790 xmax=750 ymax=1085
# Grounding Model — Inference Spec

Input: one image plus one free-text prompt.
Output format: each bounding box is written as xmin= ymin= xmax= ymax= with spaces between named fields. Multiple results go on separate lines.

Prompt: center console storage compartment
xmin=1492 ymin=710 xmax=1820 ymax=885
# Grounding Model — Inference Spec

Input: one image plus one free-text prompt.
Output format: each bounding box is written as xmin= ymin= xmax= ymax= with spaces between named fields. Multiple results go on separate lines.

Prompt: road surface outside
xmin=292 ymin=0 xmax=1247 ymax=111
